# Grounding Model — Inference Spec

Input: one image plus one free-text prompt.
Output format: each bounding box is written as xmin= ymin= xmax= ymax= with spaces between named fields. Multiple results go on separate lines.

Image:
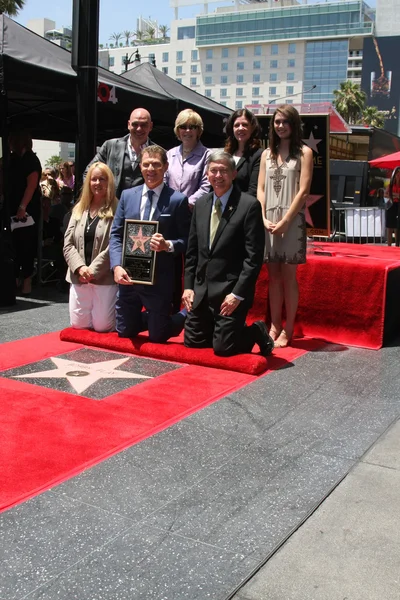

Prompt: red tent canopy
xmin=369 ymin=151 xmax=400 ymax=169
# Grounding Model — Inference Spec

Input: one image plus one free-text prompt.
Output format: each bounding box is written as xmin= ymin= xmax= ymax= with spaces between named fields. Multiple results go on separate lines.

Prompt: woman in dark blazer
xmin=224 ymin=108 xmax=263 ymax=197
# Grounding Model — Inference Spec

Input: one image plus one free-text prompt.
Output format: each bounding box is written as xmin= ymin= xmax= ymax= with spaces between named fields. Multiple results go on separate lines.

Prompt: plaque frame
xmin=121 ymin=219 xmax=158 ymax=285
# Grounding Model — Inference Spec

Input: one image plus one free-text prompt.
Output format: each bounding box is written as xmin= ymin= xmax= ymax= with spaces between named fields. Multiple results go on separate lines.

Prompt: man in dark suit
xmin=109 ymin=146 xmax=191 ymax=343
xmin=86 ymin=108 xmax=154 ymax=198
xmin=182 ymin=150 xmax=274 ymax=357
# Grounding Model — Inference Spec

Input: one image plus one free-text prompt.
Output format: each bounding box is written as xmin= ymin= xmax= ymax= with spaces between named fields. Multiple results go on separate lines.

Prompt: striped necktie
xmin=210 ymin=197 xmax=222 ymax=246
xmin=143 ymin=189 xmax=154 ymax=221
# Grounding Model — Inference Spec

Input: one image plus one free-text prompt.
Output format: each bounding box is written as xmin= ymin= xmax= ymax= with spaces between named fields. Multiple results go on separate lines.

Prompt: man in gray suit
xmin=85 ymin=108 xmax=154 ymax=198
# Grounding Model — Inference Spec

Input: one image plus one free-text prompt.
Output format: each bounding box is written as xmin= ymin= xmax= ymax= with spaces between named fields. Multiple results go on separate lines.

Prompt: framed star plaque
xmin=122 ymin=219 xmax=158 ymax=284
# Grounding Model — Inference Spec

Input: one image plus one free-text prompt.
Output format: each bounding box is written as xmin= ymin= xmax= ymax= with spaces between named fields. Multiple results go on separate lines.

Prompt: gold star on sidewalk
xmin=15 ymin=356 xmax=151 ymax=394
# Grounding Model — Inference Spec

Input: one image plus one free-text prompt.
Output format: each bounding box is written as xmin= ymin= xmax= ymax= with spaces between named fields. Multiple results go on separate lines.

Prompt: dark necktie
xmin=143 ymin=189 xmax=154 ymax=221
xmin=210 ymin=197 xmax=222 ymax=246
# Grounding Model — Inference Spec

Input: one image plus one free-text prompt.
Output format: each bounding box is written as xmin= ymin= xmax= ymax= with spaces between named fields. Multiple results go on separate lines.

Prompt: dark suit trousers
xmin=184 ymin=296 xmax=257 ymax=356
xmin=116 ymin=285 xmax=185 ymax=343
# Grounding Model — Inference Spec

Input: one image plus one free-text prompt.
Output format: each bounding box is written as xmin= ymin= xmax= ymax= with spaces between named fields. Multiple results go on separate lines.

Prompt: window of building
xmin=253 ymin=74 xmax=260 ymax=83
xmin=191 ymin=49 xmax=198 ymax=61
xmin=176 ymin=65 xmax=183 ymax=75
xmin=148 ymin=53 xmax=155 ymax=64
xmin=205 ymin=63 xmax=212 ymax=72
xmin=236 ymin=88 xmax=243 ymax=97
xmin=269 ymin=86 xmax=277 ymax=95
xmin=287 ymin=72 xmax=295 ymax=81
xmin=220 ymin=101 xmax=227 ymax=107
xmin=221 ymin=62 xmax=228 ymax=71
xmin=271 ymin=44 xmax=278 ymax=55
xmin=237 ymin=62 xmax=244 ymax=70
xmin=177 ymin=26 xmax=195 ymax=40
xmin=220 ymin=75 xmax=228 ymax=84
xmin=288 ymin=43 xmax=296 ymax=54
xmin=286 ymin=99 xmax=293 ymax=104
xmin=222 ymin=47 xmax=229 ymax=58
xmin=252 ymin=87 xmax=260 ymax=96
xmin=252 ymin=100 xmax=260 ymax=106
xmin=176 ymin=50 xmax=183 ymax=62
xmin=109 ymin=56 xmax=114 ymax=67
xmin=162 ymin=52 xmax=169 ymax=63
xmin=206 ymin=49 xmax=213 ymax=59
xmin=254 ymin=45 xmax=262 ymax=56
xmin=238 ymin=47 xmax=245 ymax=57
xmin=220 ymin=88 xmax=227 ymax=97
xmin=237 ymin=74 xmax=244 ymax=83
xmin=162 ymin=67 xmax=168 ymax=75
xmin=235 ymin=101 xmax=243 ymax=109
xmin=205 ymin=89 xmax=212 ymax=98
xmin=286 ymin=85 xmax=294 ymax=95
xmin=270 ymin=60 xmax=278 ymax=69
xmin=205 ymin=76 xmax=212 ymax=85
xmin=287 ymin=59 xmax=295 ymax=68
xmin=191 ymin=64 xmax=198 ymax=73
xmin=253 ymin=60 xmax=261 ymax=69
xmin=190 ymin=77 xmax=197 ymax=86
xmin=269 ymin=73 xmax=277 ymax=82
xmin=176 ymin=78 xmax=182 ymax=84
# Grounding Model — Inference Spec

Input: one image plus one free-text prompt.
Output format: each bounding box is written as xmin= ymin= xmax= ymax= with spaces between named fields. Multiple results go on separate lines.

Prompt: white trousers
xmin=69 ymin=283 xmax=117 ymax=332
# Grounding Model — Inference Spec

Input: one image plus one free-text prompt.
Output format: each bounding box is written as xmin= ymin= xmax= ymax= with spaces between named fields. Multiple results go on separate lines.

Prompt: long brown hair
xmin=268 ymin=104 xmax=304 ymax=160
xmin=72 ymin=163 xmax=117 ymax=220
xmin=224 ymin=109 xmax=262 ymax=156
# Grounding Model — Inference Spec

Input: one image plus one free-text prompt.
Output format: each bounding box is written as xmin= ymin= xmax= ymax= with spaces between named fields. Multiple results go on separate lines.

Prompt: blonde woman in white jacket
xmin=63 ymin=162 xmax=118 ymax=332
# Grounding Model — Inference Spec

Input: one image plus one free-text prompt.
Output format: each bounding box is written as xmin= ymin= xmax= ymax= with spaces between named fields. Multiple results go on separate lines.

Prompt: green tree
xmin=333 ymin=81 xmax=366 ymax=124
xmin=134 ymin=30 xmax=143 ymax=42
xmin=146 ymin=26 xmax=155 ymax=42
xmin=45 ymin=155 xmax=62 ymax=169
xmin=159 ymin=25 xmax=169 ymax=41
xmin=360 ymin=105 xmax=385 ymax=128
xmin=123 ymin=30 xmax=133 ymax=46
xmin=109 ymin=32 xmax=122 ymax=46
xmin=0 ymin=0 xmax=25 ymax=16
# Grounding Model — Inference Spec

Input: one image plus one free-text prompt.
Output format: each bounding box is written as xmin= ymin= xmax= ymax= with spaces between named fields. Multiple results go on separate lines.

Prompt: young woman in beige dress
xmin=257 ymin=105 xmax=313 ymax=348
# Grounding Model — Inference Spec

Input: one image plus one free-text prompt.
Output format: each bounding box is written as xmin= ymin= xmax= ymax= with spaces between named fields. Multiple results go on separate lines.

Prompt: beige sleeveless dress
xmin=264 ymin=149 xmax=306 ymax=264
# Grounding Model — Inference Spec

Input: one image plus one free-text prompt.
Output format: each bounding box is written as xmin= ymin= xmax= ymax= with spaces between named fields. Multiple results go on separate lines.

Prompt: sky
xmin=15 ymin=0 xmax=233 ymax=46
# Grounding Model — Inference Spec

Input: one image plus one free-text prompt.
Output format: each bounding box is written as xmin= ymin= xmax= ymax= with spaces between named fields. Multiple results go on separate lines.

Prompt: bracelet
xmin=18 ymin=204 xmax=26 ymax=211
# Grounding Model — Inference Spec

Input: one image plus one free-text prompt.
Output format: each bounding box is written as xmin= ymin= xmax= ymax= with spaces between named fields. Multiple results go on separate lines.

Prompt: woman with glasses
xmin=166 ymin=109 xmax=211 ymax=210
xmin=224 ymin=108 xmax=263 ymax=197
xmin=63 ymin=163 xmax=118 ymax=332
xmin=257 ymin=104 xmax=313 ymax=348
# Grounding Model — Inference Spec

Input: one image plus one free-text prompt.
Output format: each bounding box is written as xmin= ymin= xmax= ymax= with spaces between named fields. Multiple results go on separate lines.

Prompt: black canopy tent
xmin=0 ymin=14 xmax=178 ymax=144
xmin=122 ymin=62 xmax=232 ymax=147
xmin=0 ymin=15 xmax=231 ymax=146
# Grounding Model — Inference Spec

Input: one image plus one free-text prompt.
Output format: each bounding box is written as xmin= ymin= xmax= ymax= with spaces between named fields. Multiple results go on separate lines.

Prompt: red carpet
xmin=0 ymin=331 xmax=320 ymax=512
xmin=251 ymin=243 xmax=400 ymax=350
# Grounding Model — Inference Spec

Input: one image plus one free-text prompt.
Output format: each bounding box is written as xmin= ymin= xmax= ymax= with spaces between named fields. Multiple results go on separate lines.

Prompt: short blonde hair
xmin=174 ymin=109 xmax=204 ymax=139
xmin=72 ymin=163 xmax=117 ymax=221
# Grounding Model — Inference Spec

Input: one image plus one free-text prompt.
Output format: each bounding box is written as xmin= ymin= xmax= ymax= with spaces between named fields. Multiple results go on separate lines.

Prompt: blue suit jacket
xmin=109 ymin=184 xmax=191 ymax=294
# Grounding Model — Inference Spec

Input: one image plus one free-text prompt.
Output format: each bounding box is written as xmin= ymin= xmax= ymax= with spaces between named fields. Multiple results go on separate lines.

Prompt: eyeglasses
xmin=178 ymin=124 xmax=198 ymax=131
xmin=275 ymin=119 xmax=290 ymax=126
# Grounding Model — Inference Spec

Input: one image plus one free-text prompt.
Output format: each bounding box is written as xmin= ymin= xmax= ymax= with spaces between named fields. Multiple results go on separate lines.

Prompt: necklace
xmin=86 ymin=212 xmax=99 ymax=233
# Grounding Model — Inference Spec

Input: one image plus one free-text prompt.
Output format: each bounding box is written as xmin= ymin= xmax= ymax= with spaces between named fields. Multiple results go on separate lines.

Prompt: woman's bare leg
xmin=267 ymin=262 xmax=284 ymax=340
xmin=275 ymin=263 xmax=298 ymax=348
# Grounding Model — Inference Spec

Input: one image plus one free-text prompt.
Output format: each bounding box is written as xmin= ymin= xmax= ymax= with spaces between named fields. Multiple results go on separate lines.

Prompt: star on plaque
xmin=14 ymin=356 xmax=150 ymax=394
xmin=305 ymin=194 xmax=324 ymax=227
xmin=130 ymin=226 xmax=151 ymax=253
xmin=302 ymin=132 xmax=322 ymax=153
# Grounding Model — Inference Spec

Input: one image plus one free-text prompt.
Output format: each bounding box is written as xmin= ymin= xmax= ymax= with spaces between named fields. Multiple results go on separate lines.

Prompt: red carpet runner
xmin=0 ymin=331 xmax=320 ymax=512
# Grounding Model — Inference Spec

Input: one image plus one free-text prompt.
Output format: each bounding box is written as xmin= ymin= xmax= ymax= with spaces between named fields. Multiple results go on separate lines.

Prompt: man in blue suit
xmin=109 ymin=146 xmax=191 ymax=342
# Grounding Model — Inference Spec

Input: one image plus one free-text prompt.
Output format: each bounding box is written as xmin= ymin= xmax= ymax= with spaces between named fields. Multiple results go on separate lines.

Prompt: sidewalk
xmin=233 ymin=418 xmax=400 ymax=600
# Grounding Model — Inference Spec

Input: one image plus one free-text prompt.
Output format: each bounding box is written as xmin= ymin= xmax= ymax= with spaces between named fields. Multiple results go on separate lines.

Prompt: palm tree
xmin=146 ymin=26 xmax=156 ymax=42
xmin=333 ymin=81 xmax=366 ymax=124
xmin=134 ymin=30 xmax=144 ymax=42
xmin=0 ymin=0 xmax=25 ymax=16
xmin=109 ymin=32 xmax=122 ymax=46
xmin=159 ymin=25 xmax=169 ymax=41
xmin=360 ymin=106 xmax=385 ymax=128
xmin=123 ymin=30 xmax=133 ymax=47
